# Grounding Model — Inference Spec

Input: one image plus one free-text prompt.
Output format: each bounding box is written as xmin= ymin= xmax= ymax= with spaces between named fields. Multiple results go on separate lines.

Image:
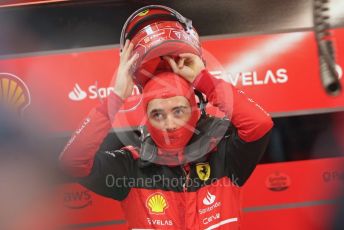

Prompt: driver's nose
xmin=165 ymin=115 xmax=177 ymax=132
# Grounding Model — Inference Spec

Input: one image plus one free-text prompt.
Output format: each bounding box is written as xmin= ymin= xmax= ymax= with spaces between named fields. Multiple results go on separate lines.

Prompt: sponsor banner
xmin=57 ymin=183 xmax=126 ymax=227
xmin=0 ymin=29 xmax=344 ymax=131
xmin=242 ymin=157 xmax=344 ymax=207
xmin=241 ymin=157 xmax=344 ymax=230
xmin=202 ymin=29 xmax=344 ymax=116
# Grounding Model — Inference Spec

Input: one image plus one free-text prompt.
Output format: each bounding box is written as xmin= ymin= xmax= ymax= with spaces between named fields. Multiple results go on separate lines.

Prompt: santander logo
xmin=199 ymin=191 xmax=221 ymax=214
xmin=69 ymin=84 xmax=87 ymax=101
xmin=68 ymin=83 xmax=140 ymax=102
xmin=203 ymin=191 xmax=216 ymax=206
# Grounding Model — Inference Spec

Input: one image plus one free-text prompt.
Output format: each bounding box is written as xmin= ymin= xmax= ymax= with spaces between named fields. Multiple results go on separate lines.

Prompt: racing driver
xmin=59 ymin=39 xmax=273 ymax=229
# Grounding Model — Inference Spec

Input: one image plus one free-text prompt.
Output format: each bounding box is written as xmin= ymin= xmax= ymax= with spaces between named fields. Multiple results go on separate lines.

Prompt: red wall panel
xmin=0 ymin=29 xmax=343 ymax=132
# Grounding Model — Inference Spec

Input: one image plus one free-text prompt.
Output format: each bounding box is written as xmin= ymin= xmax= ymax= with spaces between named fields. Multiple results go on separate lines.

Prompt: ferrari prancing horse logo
xmin=138 ymin=9 xmax=149 ymax=16
xmin=196 ymin=163 xmax=211 ymax=181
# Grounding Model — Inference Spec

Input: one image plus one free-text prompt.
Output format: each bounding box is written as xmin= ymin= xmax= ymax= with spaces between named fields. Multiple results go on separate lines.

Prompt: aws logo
xmin=146 ymin=193 xmax=169 ymax=214
xmin=0 ymin=73 xmax=31 ymax=113
xmin=64 ymin=190 xmax=92 ymax=209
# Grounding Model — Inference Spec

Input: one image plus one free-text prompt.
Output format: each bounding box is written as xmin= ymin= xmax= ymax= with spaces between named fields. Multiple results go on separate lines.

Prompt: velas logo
xmin=203 ymin=191 xmax=216 ymax=206
xmin=0 ymin=73 xmax=31 ymax=113
xmin=265 ymin=172 xmax=291 ymax=192
xmin=68 ymin=83 xmax=140 ymax=102
xmin=196 ymin=163 xmax=211 ymax=181
xmin=63 ymin=189 xmax=92 ymax=209
xmin=146 ymin=193 xmax=169 ymax=214
xmin=210 ymin=68 xmax=289 ymax=87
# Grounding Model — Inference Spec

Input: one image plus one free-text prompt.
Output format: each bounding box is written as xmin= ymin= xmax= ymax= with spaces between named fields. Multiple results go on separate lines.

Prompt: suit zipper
xmin=182 ymin=166 xmax=190 ymax=192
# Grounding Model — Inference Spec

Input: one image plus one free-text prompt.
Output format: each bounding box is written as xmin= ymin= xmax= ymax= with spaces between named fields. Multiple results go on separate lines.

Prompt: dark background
xmin=3 ymin=0 xmax=344 ymax=56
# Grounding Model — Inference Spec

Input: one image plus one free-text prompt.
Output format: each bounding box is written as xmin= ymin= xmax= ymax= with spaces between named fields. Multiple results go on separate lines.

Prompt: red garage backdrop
xmin=0 ymin=28 xmax=343 ymax=229
xmin=0 ymin=29 xmax=343 ymax=132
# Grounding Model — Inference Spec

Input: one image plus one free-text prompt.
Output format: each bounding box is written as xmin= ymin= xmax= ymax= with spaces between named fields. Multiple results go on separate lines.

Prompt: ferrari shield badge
xmin=196 ymin=163 xmax=211 ymax=181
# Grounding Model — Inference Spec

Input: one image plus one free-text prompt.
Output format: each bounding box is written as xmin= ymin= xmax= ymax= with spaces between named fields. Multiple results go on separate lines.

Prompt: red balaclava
xmin=143 ymin=72 xmax=200 ymax=153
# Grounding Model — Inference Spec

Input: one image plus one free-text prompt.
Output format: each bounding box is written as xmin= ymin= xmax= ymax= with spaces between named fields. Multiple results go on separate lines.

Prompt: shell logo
xmin=146 ymin=193 xmax=168 ymax=214
xmin=0 ymin=73 xmax=31 ymax=113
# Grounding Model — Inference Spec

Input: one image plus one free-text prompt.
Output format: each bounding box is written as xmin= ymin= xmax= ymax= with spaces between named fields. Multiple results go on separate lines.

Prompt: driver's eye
xmin=174 ymin=108 xmax=184 ymax=117
xmin=152 ymin=112 xmax=165 ymax=121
